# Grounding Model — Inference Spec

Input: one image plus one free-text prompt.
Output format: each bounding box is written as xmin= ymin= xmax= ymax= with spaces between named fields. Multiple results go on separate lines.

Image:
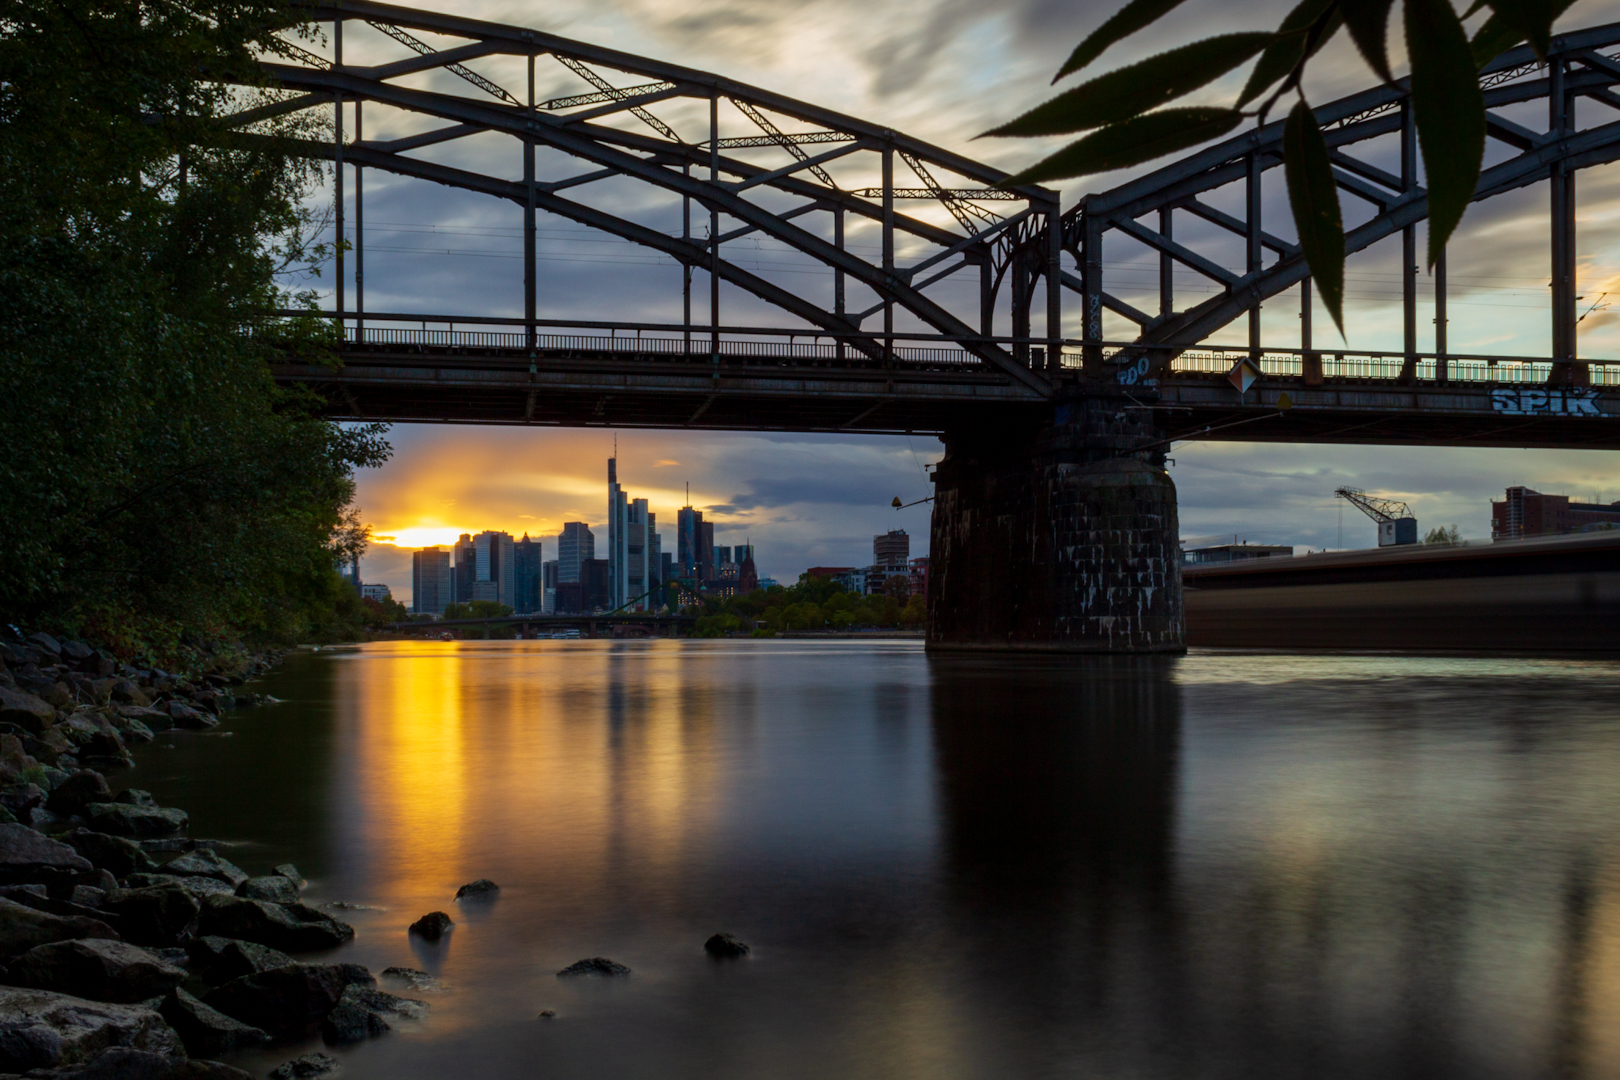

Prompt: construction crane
xmin=1335 ymin=487 xmax=1418 ymax=547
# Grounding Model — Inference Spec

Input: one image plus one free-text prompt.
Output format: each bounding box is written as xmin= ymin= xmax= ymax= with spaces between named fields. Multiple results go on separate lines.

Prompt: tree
xmin=1424 ymin=524 xmax=1462 ymax=544
xmin=988 ymin=0 xmax=1575 ymax=331
xmin=0 ymin=0 xmax=390 ymax=654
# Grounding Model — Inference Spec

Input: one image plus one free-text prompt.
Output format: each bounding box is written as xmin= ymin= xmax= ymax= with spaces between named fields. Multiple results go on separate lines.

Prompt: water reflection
xmin=118 ymin=644 xmax=1620 ymax=1079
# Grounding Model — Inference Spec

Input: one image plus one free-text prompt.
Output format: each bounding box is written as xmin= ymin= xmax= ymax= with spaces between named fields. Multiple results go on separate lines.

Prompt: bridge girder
xmin=231 ymin=0 xmax=1063 ymax=394
xmin=1059 ymin=26 xmax=1620 ymax=388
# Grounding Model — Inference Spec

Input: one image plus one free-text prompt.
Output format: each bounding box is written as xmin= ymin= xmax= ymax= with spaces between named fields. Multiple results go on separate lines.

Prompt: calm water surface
xmin=124 ymin=641 xmax=1620 ymax=1079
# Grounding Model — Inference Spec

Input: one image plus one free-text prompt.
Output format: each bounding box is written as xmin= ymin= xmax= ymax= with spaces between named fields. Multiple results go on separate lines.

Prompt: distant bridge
xmin=389 ymin=612 xmax=696 ymax=637
xmin=232 ymin=4 xmax=1620 ymax=448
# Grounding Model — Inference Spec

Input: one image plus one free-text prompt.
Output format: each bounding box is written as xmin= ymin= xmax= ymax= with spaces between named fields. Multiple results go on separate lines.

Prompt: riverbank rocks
xmin=556 ymin=958 xmax=631 ymax=977
xmin=379 ymin=967 xmax=445 ymax=993
xmin=11 ymin=1045 xmax=253 ymax=1079
xmin=123 ymin=874 xmax=235 ymax=901
xmin=117 ymin=707 xmax=173 ymax=734
xmin=195 ymin=895 xmax=354 ymax=954
xmin=163 ymin=703 xmax=217 ymax=731
xmin=0 ymin=823 xmax=94 ymax=887
xmin=407 ymin=912 xmax=452 ymax=942
xmin=454 ymin=879 xmax=498 ymax=900
xmin=160 ymin=852 xmax=247 ymax=890
xmin=320 ymin=984 xmax=429 ymax=1046
xmin=158 ymin=989 xmax=269 ymax=1057
xmin=0 ymin=986 xmax=183 ymax=1072
xmin=703 ymin=933 xmax=751 ymax=958
xmin=100 ymin=886 xmax=199 ymax=948
xmin=85 ymin=802 xmax=187 ymax=840
xmin=0 ymin=688 xmax=56 ymax=734
xmin=0 ymin=898 xmax=118 ymax=958
xmin=235 ymin=876 xmax=298 ymax=904
xmin=46 ymin=774 xmax=113 ymax=817
xmin=271 ymin=865 xmax=304 ymax=889
xmin=7 ymin=940 xmax=185 ymax=1004
xmin=185 ymin=938 xmax=294 ymax=985
xmin=201 ymin=964 xmax=366 ymax=1038
xmin=268 ymin=1051 xmax=339 ymax=1079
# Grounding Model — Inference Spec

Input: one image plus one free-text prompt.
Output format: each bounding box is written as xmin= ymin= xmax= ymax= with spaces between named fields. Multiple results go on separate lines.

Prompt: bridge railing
xmin=341 ymin=326 xmax=979 ymax=366
xmin=1073 ymin=349 xmax=1620 ymax=386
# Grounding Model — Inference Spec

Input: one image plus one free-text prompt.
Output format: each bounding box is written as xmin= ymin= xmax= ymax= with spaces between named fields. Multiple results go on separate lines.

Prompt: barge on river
xmin=1182 ymin=530 xmax=1620 ymax=651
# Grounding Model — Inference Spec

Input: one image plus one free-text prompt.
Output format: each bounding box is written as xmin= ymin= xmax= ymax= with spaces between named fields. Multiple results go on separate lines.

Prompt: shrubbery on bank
xmin=0 ymin=1 xmax=390 ymax=660
xmin=692 ymin=576 xmax=925 ymax=637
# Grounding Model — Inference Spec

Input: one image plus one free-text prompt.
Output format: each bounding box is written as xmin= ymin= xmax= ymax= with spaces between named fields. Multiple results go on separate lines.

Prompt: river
xmin=125 ymin=641 xmax=1620 ymax=1079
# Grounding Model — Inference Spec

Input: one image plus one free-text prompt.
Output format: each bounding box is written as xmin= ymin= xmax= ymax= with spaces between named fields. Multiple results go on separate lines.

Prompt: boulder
xmin=158 ymin=989 xmax=269 ymax=1057
xmin=107 ymin=682 xmax=151 ymax=708
xmin=98 ymin=887 xmax=198 ymax=948
xmin=58 ymin=643 xmax=93 ymax=665
xmin=163 ymin=704 xmax=215 ymax=731
xmin=24 ymin=634 xmax=61 ymax=658
xmin=184 ymin=937 xmax=294 ymax=985
xmin=201 ymin=964 xmax=354 ymax=1037
xmin=379 ymin=967 xmax=444 ymax=993
xmin=0 ymin=886 xmax=120 ymax=930
xmin=0 ymin=823 xmax=94 ymax=887
xmin=62 ymin=830 xmax=155 ymax=878
xmin=159 ymin=851 xmax=247 ymax=889
xmin=556 ymin=957 xmax=631 ymax=977
xmin=7 ymin=939 xmax=186 ymax=1003
xmin=0 ymin=688 xmax=56 ymax=735
xmin=115 ymin=707 xmax=171 ymax=734
xmin=407 ymin=911 xmax=452 ymax=942
xmin=0 ymin=898 xmax=118 ymax=959
xmin=122 ymin=874 xmax=235 ymax=900
xmin=234 ymin=877 xmax=298 ymax=904
xmin=703 ymin=933 xmax=751 ymax=958
xmin=454 ymin=878 xmax=499 ymax=900
xmin=0 ymin=986 xmax=181 ymax=1073
xmin=9 ymin=1045 xmax=253 ymax=1078
xmin=0 ymin=783 xmax=45 ymax=821
xmin=195 ymin=895 xmax=354 ymax=954
xmin=271 ymin=865 xmax=304 ymax=889
xmin=84 ymin=803 xmax=186 ymax=840
xmin=46 ymin=774 xmax=113 ymax=817
xmin=114 ymin=790 xmax=152 ymax=807
xmin=268 ymin=1051 xmax=339 ymax=1079
xmin=319 ymin=998 xmax=388 ymax=1045
xmin=341 ymin=985 xmax=428 ymax=1022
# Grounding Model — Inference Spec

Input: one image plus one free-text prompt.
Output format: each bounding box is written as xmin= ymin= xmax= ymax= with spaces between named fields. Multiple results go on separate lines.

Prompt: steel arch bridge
xmin=243 ymin=4 xmax=1620 ymax=448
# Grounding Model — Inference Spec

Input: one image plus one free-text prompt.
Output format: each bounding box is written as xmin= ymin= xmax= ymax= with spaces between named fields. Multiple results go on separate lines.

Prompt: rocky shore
xmin=0 ymin=631 xmax=421 ymax=1079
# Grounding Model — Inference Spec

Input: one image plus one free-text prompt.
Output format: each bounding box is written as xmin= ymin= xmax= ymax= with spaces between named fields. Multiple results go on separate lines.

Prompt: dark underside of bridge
xmin=281 ymin=344 xmax=1620 ymax=450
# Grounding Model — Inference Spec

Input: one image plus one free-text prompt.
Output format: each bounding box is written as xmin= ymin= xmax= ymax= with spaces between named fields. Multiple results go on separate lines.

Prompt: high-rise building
xmin=557 ymin=522 xmax=594 ymax=584
xmin=411 ymin=547 xmax=452 ymax=615
xmin=699 ymin=521 xmax=715 ymax=579
xmin=732 ymin=543 xmax=755 ymax=565
xmin=581 ymin=558 xmax=611 ymax=613
xmin=514 ymin=534 xmax=542 ymax=613
xmin=542 ymin=558 xmax=558 ymax=614
xmin=874 ymin=529 xmax=910 ymax=569
xmin=607 ymin=457 xmax=659 ymax=611
xmin=738 ymin=548 xmax=759 ymax=594
xmin=452 ymin=533 xmax=476 ymax=604
xmin=472 ymin=531 xmax=515 ymax=608
xmin=677 ymin=503 xmax=702 ymax=579
xmin=361 ymin=583 xmax=392 ymax=602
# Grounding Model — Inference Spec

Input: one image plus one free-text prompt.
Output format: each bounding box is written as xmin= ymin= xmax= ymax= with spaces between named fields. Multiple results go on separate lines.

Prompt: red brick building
xmin=1492 ymin=486 xmax=1620 ymax=540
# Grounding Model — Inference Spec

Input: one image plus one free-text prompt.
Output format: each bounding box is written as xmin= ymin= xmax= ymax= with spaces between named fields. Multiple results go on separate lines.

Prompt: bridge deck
xmin=282 ymin=330 xmax=1620 ymax=448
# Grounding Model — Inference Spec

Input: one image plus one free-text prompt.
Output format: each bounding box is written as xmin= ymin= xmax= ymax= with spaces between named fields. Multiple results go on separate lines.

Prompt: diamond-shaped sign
xmin=1227 ymin=357 xmax=1261 ymax=394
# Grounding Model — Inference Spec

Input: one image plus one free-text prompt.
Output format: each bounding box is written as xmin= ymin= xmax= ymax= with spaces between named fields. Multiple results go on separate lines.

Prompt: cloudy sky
xmin=300 ymin=0 xmax=1620 ymax=600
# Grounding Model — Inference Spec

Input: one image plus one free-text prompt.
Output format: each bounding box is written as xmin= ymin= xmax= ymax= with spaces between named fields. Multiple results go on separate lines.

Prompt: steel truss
xmin=1064 ymin=26 xmax=1620 ymax=389
xmin=225 ymin=0 xmax=1063 ymax=395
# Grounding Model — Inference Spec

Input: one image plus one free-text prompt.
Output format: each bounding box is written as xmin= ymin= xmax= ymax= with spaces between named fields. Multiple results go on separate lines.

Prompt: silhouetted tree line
xmin=0 ymin=0 xmax=390 ymax=659
xmin=692 ymin=575 xmax=925 ymax=637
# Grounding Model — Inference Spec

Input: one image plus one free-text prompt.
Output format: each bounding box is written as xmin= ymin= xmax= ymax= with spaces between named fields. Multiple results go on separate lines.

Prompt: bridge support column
xmin=926 ymin=393 xmax=1184 ymax=654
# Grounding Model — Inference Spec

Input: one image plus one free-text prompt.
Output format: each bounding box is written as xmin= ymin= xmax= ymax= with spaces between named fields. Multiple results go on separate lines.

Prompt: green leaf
xmin=1470 ymin=0 xmax=1576 ymax=66
xmin=1284 ymin=98 xmax=1345 ymax=334
xmin=1055 ymin=0 xmax=1194 ymax=81
xmin=1002 ymin=108 xmax=1245 ymax=185
xmin=987 ymin=34 xmax=1273 ymax=139
xmin=1342 ymin=0 xmax=1397 ymax=82
xmin=1477 ymin=0 xmax=1555 ymax=57
xmin=1238 ymin=0 xmax=1342 ymax=109
xmin=1406 ymin=0 xmax=1485 ymax=266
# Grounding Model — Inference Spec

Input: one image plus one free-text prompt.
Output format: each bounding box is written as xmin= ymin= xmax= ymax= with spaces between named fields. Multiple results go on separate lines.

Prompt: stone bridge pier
xmin=927 ymin=391 xmax=1185 ymax=654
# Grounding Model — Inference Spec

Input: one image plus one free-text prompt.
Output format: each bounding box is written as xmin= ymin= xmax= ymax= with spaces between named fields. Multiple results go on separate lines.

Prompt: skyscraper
xmin=557 ymin=522 xmax=594 ymax=584
xmin=514 ymin=534 xmax=542 ymax=613
xmin=472 ymin=531 xmax=515 ymax=607
xmin=606 ymin=455 xmax=659 ymax=611
xmin=699 ymin=521 xmax=715 ymax=579
xmin=874 ymin=529 xmax=910 ymax=569
xmin=452 ymin=533 xmax=476 ymax=604
xmin=678 ymin=503 xmax=702 ymax=579
xmin=411 ymin=547 xmax=452 ymax=615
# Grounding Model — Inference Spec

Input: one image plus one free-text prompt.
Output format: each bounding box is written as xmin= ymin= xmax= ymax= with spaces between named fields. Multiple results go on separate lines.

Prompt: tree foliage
xmin=988 ymin=0 xmax=1576 ymax=332
xmin=691 ymin=576 xmax=925 ymax=636
xmin=0 ymin=0 xmax=390 ymax=653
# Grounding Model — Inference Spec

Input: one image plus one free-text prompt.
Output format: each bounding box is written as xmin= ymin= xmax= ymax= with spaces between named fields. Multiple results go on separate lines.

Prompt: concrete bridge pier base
xmin=926 ymin=393 xmax=1185 ymax=654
